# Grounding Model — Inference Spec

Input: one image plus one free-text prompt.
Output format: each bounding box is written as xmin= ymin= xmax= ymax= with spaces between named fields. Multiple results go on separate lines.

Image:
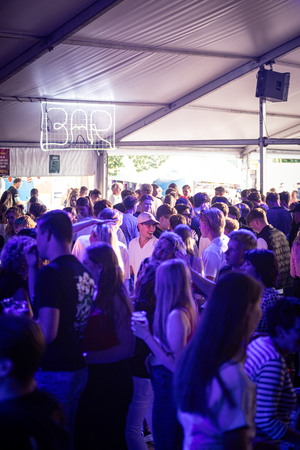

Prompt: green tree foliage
xmin=108 ymin=155 xmax=125 ymax=176
xmin=128 ymin=155 xmax=169 ymax=172
xmin=108 ymin=155 xmax=168 ymax=176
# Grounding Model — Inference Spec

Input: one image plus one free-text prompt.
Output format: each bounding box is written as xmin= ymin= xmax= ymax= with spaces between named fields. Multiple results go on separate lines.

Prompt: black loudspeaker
xmin=256 ymin=69 xmax=290 ymax=102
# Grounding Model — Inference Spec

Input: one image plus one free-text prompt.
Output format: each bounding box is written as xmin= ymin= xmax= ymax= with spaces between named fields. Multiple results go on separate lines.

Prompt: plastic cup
xmin=131 ymin=311 xmax=147 ymax=323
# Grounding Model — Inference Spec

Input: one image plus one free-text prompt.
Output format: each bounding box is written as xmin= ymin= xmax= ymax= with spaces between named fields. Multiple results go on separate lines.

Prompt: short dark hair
xmin=38 ymin=210 xmax=73 ymax=243
xmin=121 ymin=189 xmax=135 ymax=200
xmin=182 ymin=185 xmax=191 ymax=190
xmin=140 ymin=184 xmax=153 ymax=195
xmin=94 ymin=199 xmax=112 ymax=216
xmin=90 ymin=188 xmax=102 ymax=198
xmin=30 ymin=188 xmax=38 ymax=197
xmin=212 ymin=196 xmax=230 ymax=206
xmin=267 ymin=297 xmax=300 ymax=338
xmin=194 ymin=192 xmax=210 ymax=208
xmin=29 ymin=196 xmax=38 ymax=204
xmin=266 ymin=192 xmax=279 ymax=204
xmin=225 ymin=218 xmax=239 ymax=234
xmin=13 ymin=177 xmax=22 ymax=184
xmin=246 ymin=207 xmax=267 ymax=225
xmin=229 ymin=229 xmax=257 ymax=251
xmin=175 ymin=204 xmax=192 ymax=216
xmin=156 ymin=204 xmax=177 ymax=221
xmin=240 ymin=189 xmax=250 ymax=199
xmin=228 ymin=205 xmax=241 ymax=221
xmin=212 ymin=202 xmax=229 ymax=217
xmin=140 ymin=194 xmax=153 ymax=203
xmin=114 ymin=203 xmax=125 ymax=213
xmin=215 ymin=186 xmax=225 ymax=196
xmin=29 ymin=202 xmax=44 ymax=219
xmin=248 ymin=192 xmax=261 ymax=203
xmin=279 ymin=191 xmax=290 ymax=205
xmin=63 ymin=206 xmax=74 ymax=214
xmin=244 ymin=249 xmax=278 ymax=287
xmin=77 ymin=196 xmax=93 ymax=216
xmin=79 ymin=186 xmax=88 ymax=195
xmin=242 ymin=199 xmax=254 ymax=210
xmin=151 ymin=184 xmax=159 ymax=190
xmin=169 ymin=214 xmax=186 ymax=229
xmin=0 ymin=316 xmax=45 ymax=385
xmin=175 ymin=197 xmax=190 ymax=206
xmin=123 ymin=195 xmax=138 ymax=210
xmin=235 ymin=203 xmax=251 ymax=220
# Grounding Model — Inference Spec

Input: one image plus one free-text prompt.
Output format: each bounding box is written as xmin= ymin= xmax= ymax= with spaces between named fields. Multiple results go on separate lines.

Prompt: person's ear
xmin=44 ymin=229 xmax=51 ymax=242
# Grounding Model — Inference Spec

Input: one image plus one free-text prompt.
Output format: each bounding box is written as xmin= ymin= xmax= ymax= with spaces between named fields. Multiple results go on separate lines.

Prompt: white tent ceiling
xmin=0 ymin=0 xmax=300 ymax=158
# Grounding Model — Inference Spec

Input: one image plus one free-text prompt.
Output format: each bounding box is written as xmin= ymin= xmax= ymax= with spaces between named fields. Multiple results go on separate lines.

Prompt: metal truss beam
xmin=2 ymin=96 xmax=300 ymax=120
xmin=115 ymin=35 xmax=300 ymax=142
xmin=0 ymin=0 xmax=123 ymax=85
xmin=117 ymin=139 xmax=300 ymax=148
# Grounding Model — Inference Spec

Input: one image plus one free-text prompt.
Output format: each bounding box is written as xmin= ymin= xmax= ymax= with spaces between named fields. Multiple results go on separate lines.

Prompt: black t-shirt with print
xmin=35 ymin=255 xmax=94 ymax=372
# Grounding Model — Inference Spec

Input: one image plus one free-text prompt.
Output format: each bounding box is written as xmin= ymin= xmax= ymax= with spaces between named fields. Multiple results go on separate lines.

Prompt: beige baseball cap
xmin=137 ymin=212 xmax=159 ymax=225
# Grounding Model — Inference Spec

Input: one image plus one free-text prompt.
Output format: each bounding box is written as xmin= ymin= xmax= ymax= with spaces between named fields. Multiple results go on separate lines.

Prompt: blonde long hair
xmin=92 ymin=223 xmax=124 ymax=275
xmin=153 ymin=259 xmax=196 ymax=353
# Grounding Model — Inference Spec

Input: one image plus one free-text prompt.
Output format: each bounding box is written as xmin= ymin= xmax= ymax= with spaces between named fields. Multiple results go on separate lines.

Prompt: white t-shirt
xmin=129 ymin=236 xmax=157 ymax=284
xmin=178 ymin=362 xmax=256 ymax=450
xmin=72 ymin=235 xmax=91 ymax=262
xmin=202 ymin=235 xmax=229 ymax=279
xmin=74 ymin=215 xmax=95 ymax=241
xmin=151 ymin=197 xmax=163 ymax=216
xmin=108 ymin=193 xmax=122 ymax=206
xmin=257 ymin=237 xmax=268 ymax=250
xmin=198 ymin=236 xmax=211 ymax=257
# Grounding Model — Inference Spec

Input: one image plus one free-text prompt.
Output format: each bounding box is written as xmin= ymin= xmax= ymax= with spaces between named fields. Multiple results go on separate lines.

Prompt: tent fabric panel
xmin=0 ymin=0 xmax=300 ymax=156
xmin=120 ymin=107 xmax=300 ymax=142
xmin=75 ymin=0 xmax=300 ymax=57
xmin=0 ymin=102 xmax=41 ymax=142
xmin=0 ymin=43 xmax=245 ymax=103
xmin=0 ymin=0 xmax=97 ymax=36
xmin=9 ymin=148 xmax=98 ymax=177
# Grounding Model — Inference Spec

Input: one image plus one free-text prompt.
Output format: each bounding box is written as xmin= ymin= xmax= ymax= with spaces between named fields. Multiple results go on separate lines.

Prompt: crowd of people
xmin=1 ymin=178 xmax=300 ymax=449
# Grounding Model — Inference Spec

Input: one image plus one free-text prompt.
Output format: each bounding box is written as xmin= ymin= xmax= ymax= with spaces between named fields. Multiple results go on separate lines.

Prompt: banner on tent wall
xmin=49 ymin=155 xmax=60 ymax=174
xmin=9 ymin=148 xmax=98 ymax=177
xmin=0 ymin=149 xmax=10 ymax=176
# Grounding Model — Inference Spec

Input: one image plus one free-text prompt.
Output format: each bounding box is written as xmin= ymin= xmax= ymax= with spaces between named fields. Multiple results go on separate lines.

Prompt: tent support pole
xmin=259 ymin=98 xmax=267 ymax=194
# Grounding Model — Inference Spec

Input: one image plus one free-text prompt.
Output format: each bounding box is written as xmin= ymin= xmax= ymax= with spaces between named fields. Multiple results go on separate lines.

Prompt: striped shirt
xmin=244 ymin=336 xmax=296 ymax=440
xmin=256 ymin=288 xmax=283 ymax=333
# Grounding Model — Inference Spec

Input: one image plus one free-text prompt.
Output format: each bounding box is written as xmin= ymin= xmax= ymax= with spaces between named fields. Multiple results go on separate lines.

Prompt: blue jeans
xmin=150 ymin=365 xmax=182 ymax=450
xmin=125 ymin=376 xmax=154 ymax=450
xmin=35 ymin=366 xmax=88 ymax=436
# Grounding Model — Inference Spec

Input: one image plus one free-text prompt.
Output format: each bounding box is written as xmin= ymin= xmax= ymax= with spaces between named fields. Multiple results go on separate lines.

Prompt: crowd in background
xmin=1 ymin=177 xmax=300 ymax=449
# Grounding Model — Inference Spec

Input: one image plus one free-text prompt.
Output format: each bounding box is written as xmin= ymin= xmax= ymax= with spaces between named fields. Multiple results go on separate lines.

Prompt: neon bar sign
xmin=40 ymin=102 xmax=115 ymax=151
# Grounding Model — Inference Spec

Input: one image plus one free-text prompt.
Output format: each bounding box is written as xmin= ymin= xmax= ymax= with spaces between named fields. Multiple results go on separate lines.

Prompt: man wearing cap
xmin=129 ymin=212 xmax=158 ymax=285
